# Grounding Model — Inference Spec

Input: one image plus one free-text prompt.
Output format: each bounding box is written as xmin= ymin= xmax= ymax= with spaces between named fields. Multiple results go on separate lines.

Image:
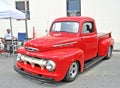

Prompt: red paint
xmin=15 ymin=16 xmax=114 ymax=81
xmin=33 ymin=26 xmax=35 ymax=39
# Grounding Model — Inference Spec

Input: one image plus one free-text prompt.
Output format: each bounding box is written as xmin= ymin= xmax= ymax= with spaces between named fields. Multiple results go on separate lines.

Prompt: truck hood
xmin=24 ymin=35 xmax=78 ymax=52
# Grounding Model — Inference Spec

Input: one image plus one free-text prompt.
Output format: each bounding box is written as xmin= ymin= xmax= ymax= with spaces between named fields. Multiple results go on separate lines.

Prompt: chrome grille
xmin=19 ymin=54 xmax=47 ymax=70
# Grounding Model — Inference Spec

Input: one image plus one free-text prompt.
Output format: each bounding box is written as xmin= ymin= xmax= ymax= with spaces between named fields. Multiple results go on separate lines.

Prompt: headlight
xmin=46 ymin=60 xmax=56 ymax=71
xmin=16 ymin=53 xmax=22 ymax=61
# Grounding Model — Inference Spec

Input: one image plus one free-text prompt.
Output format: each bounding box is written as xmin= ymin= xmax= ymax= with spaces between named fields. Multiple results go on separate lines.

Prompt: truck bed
xmin=98 ymin=32 xmax=111 ymax=40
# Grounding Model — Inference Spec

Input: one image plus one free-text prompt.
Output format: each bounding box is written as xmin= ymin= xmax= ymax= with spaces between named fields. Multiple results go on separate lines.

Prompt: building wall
xmin=0 ymin=0 xmax=66 ymax=38
xmin=29 ymin=0 xmax=66 ymax=37
xmin=81 ymin=0 xmax=120 ymax=49
xmin=0 ymin=0 xmax=27 ymax=37
xmin=0 ymin=0 xmax=120 ymax=49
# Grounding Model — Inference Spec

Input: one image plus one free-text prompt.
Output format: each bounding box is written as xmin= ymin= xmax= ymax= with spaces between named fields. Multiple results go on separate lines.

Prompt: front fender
xmin=98 ymin=38 xmax=114 ymax=56
xmin=48 ymin=48 xmax=84 ymax=81
xmin=17 ymin=47 xmax=85 ymax=81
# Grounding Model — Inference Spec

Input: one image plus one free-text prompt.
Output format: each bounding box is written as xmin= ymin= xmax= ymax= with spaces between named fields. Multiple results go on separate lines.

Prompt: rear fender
xmin=98 ymin=38 xmax=114 ymax=56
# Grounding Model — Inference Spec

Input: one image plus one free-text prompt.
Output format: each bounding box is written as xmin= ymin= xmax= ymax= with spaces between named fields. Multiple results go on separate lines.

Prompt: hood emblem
xmin=25 ymin=47 xmax=39 ymax=52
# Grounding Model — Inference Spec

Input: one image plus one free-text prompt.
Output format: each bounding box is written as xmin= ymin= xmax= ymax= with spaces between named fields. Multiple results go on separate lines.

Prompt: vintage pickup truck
xmin=14 ymin=16 xmax=114 ymax=82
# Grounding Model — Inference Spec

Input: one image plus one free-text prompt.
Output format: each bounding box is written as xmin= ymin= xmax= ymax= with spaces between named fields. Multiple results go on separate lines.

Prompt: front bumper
xmin=14 ymin=65 xmax=55 ymax=83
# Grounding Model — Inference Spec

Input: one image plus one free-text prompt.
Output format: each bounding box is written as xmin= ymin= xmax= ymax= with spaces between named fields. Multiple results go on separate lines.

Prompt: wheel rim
xmin=69 ymin=62 xmax=78 ymax=78
xmin=108 ymin=47 xmax=112 ymax=57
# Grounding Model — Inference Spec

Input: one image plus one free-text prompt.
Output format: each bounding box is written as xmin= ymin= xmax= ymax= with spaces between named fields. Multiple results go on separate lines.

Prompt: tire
xmin=64 ymin=61 xmax=79 ymax=82
xmin=104 ymin=46 xmax=112 ymax=60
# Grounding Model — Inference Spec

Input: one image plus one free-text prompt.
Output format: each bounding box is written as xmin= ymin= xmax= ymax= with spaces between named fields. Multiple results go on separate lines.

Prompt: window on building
xmin=67 ymin=0 xmax=81 ymax=16
xmin=15 ymin=1 xmax=30 ymax=20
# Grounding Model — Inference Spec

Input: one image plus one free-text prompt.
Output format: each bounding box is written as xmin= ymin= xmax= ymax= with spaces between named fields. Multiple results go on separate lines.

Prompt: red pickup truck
xmin=14 ymin=16 xmax=114 ymax=82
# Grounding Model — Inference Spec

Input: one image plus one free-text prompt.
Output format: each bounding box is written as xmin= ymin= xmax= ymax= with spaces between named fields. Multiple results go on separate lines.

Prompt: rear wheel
xmin=104 ymin=46 xmax=112 ymax=60
xmin=64 ymin=61 xmax=79 ymax=82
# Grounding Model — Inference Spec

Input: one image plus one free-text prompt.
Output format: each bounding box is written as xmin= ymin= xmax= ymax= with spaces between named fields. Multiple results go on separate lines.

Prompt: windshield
xmin=51 ymin=22 xmax=79 ymax=33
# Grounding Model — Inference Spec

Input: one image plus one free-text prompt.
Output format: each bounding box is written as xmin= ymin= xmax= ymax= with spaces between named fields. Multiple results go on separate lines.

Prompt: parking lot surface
xmin=0 ymin=51 xmax=120 ymax=88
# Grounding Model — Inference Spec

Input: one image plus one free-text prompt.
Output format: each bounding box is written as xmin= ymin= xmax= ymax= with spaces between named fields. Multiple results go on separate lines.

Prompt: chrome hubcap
xmin=69 ymin=62 xmax=78 ymax=78
xmin=108 ymin=47 xmax=112 ymax=57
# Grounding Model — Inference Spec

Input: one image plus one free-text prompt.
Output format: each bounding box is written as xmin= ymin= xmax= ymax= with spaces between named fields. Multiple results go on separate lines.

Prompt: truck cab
xmin=14 ymin=16 xmax=114 ymax=82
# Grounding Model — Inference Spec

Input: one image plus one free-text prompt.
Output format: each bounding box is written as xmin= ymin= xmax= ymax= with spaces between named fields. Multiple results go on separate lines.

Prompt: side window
xmin=82 ymin=22 xmax=94 ymax=34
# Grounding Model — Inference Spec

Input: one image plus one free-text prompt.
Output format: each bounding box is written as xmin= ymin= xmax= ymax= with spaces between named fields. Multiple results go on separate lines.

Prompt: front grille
xmin=25 ymin=47 xmax=39 ymax=52
xmin=19 ymin=55 xmax=47 ymax=70
xmin=26 ymin=61 xmax=40 ymax=68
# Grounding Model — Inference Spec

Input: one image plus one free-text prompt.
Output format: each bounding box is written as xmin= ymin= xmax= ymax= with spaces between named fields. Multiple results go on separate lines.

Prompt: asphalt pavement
xmin=0 ymin=51 xmax=120 ymax=88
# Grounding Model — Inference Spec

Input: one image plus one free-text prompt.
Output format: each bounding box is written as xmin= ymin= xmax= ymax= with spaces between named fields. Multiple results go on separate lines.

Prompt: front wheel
xmin=104 ymin=46 xmax=112 ymax=60
xmin=64 ymin=61 xmax=79 ymax=82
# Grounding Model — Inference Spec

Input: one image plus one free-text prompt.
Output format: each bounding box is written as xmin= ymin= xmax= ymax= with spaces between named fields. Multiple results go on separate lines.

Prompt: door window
xmin=82 ymin=22 xmax=94 ymax=34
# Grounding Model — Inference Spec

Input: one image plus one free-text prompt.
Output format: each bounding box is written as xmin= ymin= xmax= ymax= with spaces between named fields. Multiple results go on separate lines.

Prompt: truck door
xmin=81 ymin=22 xmax=98 ymax=60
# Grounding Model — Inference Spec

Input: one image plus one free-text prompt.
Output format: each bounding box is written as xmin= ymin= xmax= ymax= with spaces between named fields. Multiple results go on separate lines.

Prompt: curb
xmin=113 ymin=50 xmax=120 ymax=52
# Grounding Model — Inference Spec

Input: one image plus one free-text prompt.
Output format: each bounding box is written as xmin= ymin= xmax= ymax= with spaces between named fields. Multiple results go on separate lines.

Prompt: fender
xmin=98 ymin=38 xmax=114 ymax=56
xmin=50 ymin=48 xmax=84 ymax=80
xmin=17 ymin=47 xmax=85 ymax=81
xmin=56 ymin=48 xmax=85 ymax=73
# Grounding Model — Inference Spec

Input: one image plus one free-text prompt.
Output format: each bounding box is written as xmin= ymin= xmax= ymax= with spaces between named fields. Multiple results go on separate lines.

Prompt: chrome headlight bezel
xmin=46 ymin=60 xmax=56 ymax=72
xmin=16 ymin=53 xmax=22 ymax=61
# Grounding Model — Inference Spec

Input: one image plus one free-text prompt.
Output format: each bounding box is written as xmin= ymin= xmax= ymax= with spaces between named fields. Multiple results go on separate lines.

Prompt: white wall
xmin=0 ymin=0 xmax=119 ymax=50
xmin=29 ymin=0 xmax=66 ymax=37
xmin=0 ymin=0 xmax=66 ymax=38
xmin=0 ymin=0 xmax=28 ymax=37
xmin=81 ymin=0 xmax=120 ymax=50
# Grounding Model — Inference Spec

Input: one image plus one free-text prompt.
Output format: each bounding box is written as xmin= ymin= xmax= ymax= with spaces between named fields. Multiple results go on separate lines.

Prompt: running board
xmin=84 ymin=56 xmax=104 ymax=70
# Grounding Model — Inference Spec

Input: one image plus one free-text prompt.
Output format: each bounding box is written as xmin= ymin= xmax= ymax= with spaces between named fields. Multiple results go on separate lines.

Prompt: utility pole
xmin=24 ymin=0 xmax=28 ymax=39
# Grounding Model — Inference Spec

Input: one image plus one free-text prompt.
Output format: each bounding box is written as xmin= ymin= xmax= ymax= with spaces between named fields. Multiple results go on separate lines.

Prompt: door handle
xmin=81 ymin=38 xmax=84 ymax=40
